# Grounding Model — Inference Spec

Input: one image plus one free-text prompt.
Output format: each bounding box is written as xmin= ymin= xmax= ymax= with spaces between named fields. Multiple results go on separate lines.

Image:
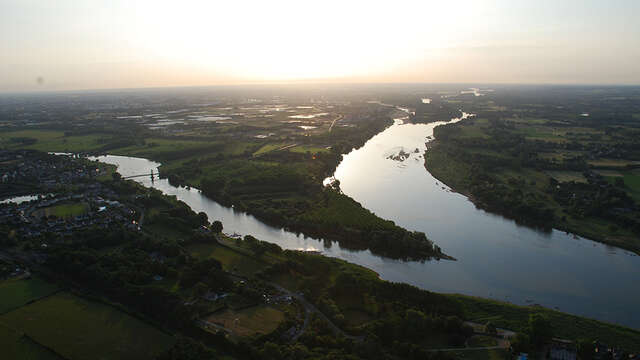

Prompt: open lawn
xmin=0 ymin=276 xmax=59 ymax=315
xmin=187 ymin=243 xmax=267 ymax=276
xmin=289 ymin=145 xmax=330 ymax=154
xmin=0 ymin=292 xmax=174 ymax=360
xmin=36 ymin=202 xmax=89 ymax=219
xmin=546 ymin=171 xmax=587 ymax=183
xmin=253 ymin=143 xmax=288 ymax=156
xmin=0 ymin=324 xmax=62 ymax=360
xmin=205 ymin=305 xmax=284 ymax=337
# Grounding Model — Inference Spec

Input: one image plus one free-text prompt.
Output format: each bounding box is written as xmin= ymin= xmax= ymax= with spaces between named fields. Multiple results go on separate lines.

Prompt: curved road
xmin=268 ymin=282 xmax=363 ymax=342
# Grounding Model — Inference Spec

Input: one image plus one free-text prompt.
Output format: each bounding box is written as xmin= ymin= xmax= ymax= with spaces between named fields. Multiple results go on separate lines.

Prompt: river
xmin=91 ymin=112 xmax=640 ymax=329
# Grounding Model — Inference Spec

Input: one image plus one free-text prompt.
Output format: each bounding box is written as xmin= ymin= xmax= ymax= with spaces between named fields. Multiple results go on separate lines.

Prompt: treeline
xmin=428 ymin=114 xmax=640 ymax=239
xmin=254 ymin=248 xmax=465 ymax=359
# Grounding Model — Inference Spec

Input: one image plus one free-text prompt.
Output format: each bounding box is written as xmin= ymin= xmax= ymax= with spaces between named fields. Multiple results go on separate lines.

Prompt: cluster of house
xmin=0 ymin=187 xmax=139 ymax=240
xmin=519 ymin=339 xmax=639 ymax=360
xmin=0 ymin=150 xmax=108 ymax=188
xmin=593 ymin=341 xmax=639 ymax=360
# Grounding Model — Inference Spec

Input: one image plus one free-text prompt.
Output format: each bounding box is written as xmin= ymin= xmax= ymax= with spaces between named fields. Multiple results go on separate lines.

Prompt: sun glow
xmin=3 ymin=0 xmax=638 ymax=91
xmin=128 ymin=0 xmax=478 ymax=82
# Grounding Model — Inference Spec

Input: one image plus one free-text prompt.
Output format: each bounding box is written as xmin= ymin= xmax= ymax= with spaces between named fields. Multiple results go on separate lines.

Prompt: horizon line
xmin=2 ymin=80 xmax=640 ymax=96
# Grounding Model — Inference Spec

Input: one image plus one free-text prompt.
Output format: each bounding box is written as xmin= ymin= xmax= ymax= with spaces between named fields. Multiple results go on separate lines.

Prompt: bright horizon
xmin=2 ymin=0 xmax=640 ymax=92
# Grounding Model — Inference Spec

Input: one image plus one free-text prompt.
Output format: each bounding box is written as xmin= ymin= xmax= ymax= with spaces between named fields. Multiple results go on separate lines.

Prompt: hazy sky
xmin=2 ymin=0 xmax=640 ymax=91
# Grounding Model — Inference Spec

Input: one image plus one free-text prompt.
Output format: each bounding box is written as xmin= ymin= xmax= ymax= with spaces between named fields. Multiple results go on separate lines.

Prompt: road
xmin=328 ymin=115 xmax=343 ymax=132
xmin=267 ymin=282 xmax=363 ymax=342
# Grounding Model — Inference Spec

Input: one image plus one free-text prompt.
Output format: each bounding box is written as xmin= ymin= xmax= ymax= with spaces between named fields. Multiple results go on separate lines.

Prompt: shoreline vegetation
xmin=155 ymin=114 xmax=451 ymax=262
xmin=3 ymin=87 xmax=640 ymax=357
xmin=424 ymin=117 xmax=640 ymax=255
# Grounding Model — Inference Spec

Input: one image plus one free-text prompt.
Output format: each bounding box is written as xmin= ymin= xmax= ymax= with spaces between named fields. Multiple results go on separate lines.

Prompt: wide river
xmin=92 ymin=112 xmax=640 ymax=329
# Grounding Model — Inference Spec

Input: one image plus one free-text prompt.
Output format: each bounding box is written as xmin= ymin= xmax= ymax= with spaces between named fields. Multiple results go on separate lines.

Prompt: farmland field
xmin=0 ymin=292 xmax=174 ymax=360
xmin=0 ymin=276 xmax=59 ymax=315
xmin=0 ymin=324 xmax=62 ymax=360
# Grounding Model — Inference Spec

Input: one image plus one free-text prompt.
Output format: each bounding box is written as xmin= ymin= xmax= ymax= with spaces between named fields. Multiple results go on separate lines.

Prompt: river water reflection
xmin=92 ymin=114 xmax=640 ymax=329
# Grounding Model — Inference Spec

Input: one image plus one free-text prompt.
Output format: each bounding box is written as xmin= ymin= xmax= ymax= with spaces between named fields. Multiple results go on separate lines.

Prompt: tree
xmin=511 ymin=333 xmax=531 ymax=354
xmin=193 ymin=282 xmax=208 ymax=296
xmin=484 ymin=321 xmax=497 ymax=335
xmin=112 ymin=172 xmax=122 ymax=181
xmin=529 ymin=313 xmax=552 ymax=347
xmin=198 ymin=212 xmax=208 ymax=226
xmin=211 ymin=220 xmax=223 ymax=234
xmin=576 ymin=339 xmax=595 ymax=360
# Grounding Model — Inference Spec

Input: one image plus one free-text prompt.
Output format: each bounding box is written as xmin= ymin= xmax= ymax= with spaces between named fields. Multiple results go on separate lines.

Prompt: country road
xmin=328 ymin=115 xmax=343 ymax=132
xmin=268 ymin=282 xmax=363 ymax=342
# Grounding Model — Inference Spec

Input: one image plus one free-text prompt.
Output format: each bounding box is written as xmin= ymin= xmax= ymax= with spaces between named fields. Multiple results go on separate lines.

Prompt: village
xmin=0 ymin=150 xmax=139 ymax=243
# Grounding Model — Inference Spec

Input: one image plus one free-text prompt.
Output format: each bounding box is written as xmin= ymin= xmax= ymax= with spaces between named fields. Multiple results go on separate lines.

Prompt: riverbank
xmin=152 ymin=116 xmax=450 ymax=262
xmin=424 ymin=139 xmax=640 ymax=256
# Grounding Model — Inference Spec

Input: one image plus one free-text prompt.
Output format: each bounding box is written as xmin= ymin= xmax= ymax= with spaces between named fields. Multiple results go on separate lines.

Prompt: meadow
xmin=0 ymin=324 xmax=62 ymax=360
xmin=187 ymin=242 xmax=268 ymax=277
xmin=0 ymin=276 xmax=59 ymax=314
xmin=0 ymin=292 xmax=175 ymax=360
xmin=205 ymin=305 xmax=285 ymax=338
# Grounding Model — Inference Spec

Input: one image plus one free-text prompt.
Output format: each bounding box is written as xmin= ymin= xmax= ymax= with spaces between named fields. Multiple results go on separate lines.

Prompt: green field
xmin=188 ymin=242 xmax=267 ymax=276
xmin=205 ymin=305 xmax=284 ymax=337
xmin=289 ymin=145 xmax=330 ymax=154
xmin=38 ymin=202 xmax=89 ymax=218
xmin=0 ymin=276 xmax=59 ymax=315
xmin=253 ymin=143 xmax=288 ymax=156
xmin=0 ymin=130 xmax=106 ymax=152
xmin=546 ymin=170 xmax=587 ymax=183
xmin=0 ymin=324 xmax=62 ymax=360
xmin=0 ymin=292 xmax=175 ymax=360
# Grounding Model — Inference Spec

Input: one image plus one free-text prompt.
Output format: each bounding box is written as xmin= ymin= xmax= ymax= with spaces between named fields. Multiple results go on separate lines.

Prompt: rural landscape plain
xmin=1 ymin=1 xmax=640 ymax=359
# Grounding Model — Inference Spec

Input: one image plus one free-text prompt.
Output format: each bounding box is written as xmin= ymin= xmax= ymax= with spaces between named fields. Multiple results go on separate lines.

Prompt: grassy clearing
xmin=205 ymin=305 xmax=284 ymax=337
xmin=39 ymin=202 xmax=89 ymax=218
xmin=452 ymin=295 xmax=640 ymax=352
xmin=289 ymin=145 xmax=330 ymax=154
xmin=0 ymin=292 xmax=174 ymax=360
xmin=0 ymin=324 xmax=62 ymax=360
xmin=546 ymin=171 xmax=587 ymax=183
xmin=187 ymin=243 xmax=267 ymax=276
xmin=0 ymin=276 xmax=59 ymax=315
xmin=253 ymin=143 xmax=287 ymax=156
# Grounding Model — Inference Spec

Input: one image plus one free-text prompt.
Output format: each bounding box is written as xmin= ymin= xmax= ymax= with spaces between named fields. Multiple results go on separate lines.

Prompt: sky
xmin=1 ymin=0 xmax=640 ymax=92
